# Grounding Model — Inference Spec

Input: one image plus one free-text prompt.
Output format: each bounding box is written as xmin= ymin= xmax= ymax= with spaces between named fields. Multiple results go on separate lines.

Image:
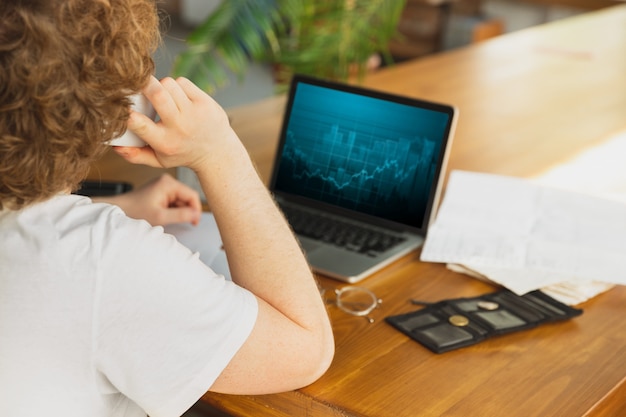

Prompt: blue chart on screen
xmin=275 ymin=83 xmax=450 ymax=228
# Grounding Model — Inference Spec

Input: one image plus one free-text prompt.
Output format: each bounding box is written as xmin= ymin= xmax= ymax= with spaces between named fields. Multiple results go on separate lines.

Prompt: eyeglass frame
xmin=322 ymin=286 xmax=382 ymax=323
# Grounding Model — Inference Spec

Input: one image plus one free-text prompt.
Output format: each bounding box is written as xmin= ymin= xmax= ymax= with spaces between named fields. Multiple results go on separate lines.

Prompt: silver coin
xmin=477 ymin=300 xmax=499 ymax=311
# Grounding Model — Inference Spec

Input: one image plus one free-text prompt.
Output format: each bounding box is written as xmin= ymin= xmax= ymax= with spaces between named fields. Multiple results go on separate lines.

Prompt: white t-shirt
xmin=0 ymin=195 xmax=258 ymax=417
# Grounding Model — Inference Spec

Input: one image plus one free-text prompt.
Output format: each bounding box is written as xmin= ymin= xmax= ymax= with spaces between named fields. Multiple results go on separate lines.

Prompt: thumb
xmin=127 ymin=109 xmax=160 ymax=143
xmin=114 ymin=110 xmax=165 ymax=167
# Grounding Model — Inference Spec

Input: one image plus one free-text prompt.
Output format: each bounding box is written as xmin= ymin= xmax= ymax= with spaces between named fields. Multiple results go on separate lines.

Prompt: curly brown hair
xmin=0 ymin=0 xmax=160 ymax=209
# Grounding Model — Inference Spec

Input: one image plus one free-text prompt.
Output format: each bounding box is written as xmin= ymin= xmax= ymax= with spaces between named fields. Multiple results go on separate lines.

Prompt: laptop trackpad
xmin=300 ymin=239 xmax=322 ymax=253
xmin=305 ymin=245 xmax=378 ymax=278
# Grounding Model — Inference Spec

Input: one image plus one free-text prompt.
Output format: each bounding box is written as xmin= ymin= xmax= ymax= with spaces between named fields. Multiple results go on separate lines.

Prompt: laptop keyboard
xmin=281 ymin=205 xmax=406 ymax=256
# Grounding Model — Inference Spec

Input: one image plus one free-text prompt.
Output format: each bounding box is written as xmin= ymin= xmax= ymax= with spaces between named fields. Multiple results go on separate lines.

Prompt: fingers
xmin=176 ymin=76 xmax=211 ymax=103
xmin=170 ymin=183 xmax=203 ymax=216
xmin=130 ymin=76 xmax=193 ymax=154
xmin=161 ymin=206 xmax=202 ymax=226
xmin=127 ymin=108 xmax=157 ymax=139
xmin=156 ymin=174 xmax=203 ymax=225
xmin=142 ymin=76 xmax=179 ymax=122
xmin=143 ymin=76 xmax=193 ymax=120
xmin=162 ymin=77 xmax=192 ymax=111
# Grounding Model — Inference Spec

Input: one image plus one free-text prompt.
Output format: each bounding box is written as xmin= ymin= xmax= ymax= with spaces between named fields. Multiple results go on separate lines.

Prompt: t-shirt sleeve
xmin=91 ymin=209 xmax=258 ymax=417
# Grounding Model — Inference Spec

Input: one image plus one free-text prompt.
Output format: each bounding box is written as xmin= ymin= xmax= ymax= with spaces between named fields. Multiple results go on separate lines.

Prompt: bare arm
xmin=113 ymin=76 xmax=334 ymax=394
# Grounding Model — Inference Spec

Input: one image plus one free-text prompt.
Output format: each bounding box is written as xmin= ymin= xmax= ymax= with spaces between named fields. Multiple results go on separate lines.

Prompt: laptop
xmin=270 ymin=74 xmax=457 ymax=283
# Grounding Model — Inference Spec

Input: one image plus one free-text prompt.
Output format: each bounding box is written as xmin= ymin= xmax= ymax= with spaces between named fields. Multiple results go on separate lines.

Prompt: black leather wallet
xmin=385 ymin=290 xmax=582 ymax=353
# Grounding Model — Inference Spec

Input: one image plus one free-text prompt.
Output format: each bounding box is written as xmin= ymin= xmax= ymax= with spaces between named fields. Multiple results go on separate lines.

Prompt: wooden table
xmin=90 ymin=6 xmax=626 ymax=417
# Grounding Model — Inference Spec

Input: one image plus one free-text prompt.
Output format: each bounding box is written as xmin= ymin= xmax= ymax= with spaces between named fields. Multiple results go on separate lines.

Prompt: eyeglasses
xmin=323 ymin=286 xmax=382 ymax=323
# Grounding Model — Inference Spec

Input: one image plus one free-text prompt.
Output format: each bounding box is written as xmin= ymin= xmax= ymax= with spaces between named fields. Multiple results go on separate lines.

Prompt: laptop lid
xmin=270 ymin=74 xmax=457 ymax=238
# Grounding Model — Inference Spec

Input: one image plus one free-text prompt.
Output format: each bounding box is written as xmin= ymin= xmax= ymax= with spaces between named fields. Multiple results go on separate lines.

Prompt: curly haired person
xmin=0 ymin=1 xmax=334 ymax=416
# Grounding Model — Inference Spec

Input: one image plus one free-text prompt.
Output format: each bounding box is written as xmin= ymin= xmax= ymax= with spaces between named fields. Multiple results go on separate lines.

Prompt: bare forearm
xmin=195 ymin=137 xmax=325 ymax=330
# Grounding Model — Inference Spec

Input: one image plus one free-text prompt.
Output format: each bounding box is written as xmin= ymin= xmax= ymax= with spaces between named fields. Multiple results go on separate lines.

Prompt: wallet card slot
xmin=457 ymin=316 xmax=490 ymax=336
xmin=489 ymin=292 xmax=547 ymax=323
xmin=473 ymin=309 xmax=528 ymax=331
xmin=393 ymin=312 xmax=439 ymax=333
xmin=417 ymin=324 xmax=474 ymax=349
xmin=521 ymin=292 xmax=568 ymax=317
xmin=441 ymin=305 xmax=460 ymax=317
xmin=499 ymin=291 xmax=558 ymax=319
xmin=450 ymin=299 xmax=481 ymax=313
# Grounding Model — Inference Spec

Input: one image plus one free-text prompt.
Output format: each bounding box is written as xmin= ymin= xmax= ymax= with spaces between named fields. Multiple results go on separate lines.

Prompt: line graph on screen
xmin=276 ymin=122 xmax=437 ymax=216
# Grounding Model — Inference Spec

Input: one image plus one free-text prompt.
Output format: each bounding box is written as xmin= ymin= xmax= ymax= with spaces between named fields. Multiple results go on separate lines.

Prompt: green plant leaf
xmin=172 ymin=0 xmax=407 ymax=92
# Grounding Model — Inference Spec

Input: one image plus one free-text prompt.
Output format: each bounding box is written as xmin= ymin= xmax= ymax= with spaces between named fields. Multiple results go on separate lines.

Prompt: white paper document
xmin=421 ymin=170 xmax=626 ymax=299
xmin=163 ymin=212 xmax=232 ymax=280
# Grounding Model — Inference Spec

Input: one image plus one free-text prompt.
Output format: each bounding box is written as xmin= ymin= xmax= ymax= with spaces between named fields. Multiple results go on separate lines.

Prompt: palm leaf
xmin=172 ymin=0 xmax=407 ymax=92
xmin=172 ymin=0 xmax=290 ymax=91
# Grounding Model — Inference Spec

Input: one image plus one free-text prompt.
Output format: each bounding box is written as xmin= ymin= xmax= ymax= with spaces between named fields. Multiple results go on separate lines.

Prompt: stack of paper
xmin=421 ymin=129 xmax=626 ymax=305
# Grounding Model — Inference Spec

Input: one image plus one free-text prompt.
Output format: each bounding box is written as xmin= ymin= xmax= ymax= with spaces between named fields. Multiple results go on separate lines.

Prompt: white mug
xmin=107 ymin=93 xmax=156 ymax=147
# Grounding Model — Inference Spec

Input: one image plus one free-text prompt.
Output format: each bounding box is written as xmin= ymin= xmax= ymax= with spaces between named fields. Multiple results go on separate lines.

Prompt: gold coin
xmin=477 ymin=301 xmax=499 ymax=311
xmin=449 ymin=315 xmax=469 ymax=327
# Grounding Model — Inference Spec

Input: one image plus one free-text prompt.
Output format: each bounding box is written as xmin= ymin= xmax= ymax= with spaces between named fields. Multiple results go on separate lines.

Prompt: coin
xmin=477 ymin=301 xmax=499 ymax=311
xmin=449 ymin=315 xmax=469 ymax=327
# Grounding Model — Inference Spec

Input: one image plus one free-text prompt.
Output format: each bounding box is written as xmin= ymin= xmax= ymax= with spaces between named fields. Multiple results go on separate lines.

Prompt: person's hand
xmin=93 ymin=174 xmax=202 ymax=226
xmin=112 ymin=76 xmax=244 ymax=175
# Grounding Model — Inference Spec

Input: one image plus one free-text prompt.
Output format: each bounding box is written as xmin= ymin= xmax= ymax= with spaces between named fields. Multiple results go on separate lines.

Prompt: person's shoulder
xmin=59 ymin=194 xmax=179 ymax=261
xmin=47 ymin=194 xmax=135 ymax=228
xmin=38 ymin=194 xmax=161 ymax=243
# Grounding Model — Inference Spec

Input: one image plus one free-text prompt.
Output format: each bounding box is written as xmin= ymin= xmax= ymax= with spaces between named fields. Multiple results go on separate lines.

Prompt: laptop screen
xmin=271 ymin=75 xmax=455 ymax=232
